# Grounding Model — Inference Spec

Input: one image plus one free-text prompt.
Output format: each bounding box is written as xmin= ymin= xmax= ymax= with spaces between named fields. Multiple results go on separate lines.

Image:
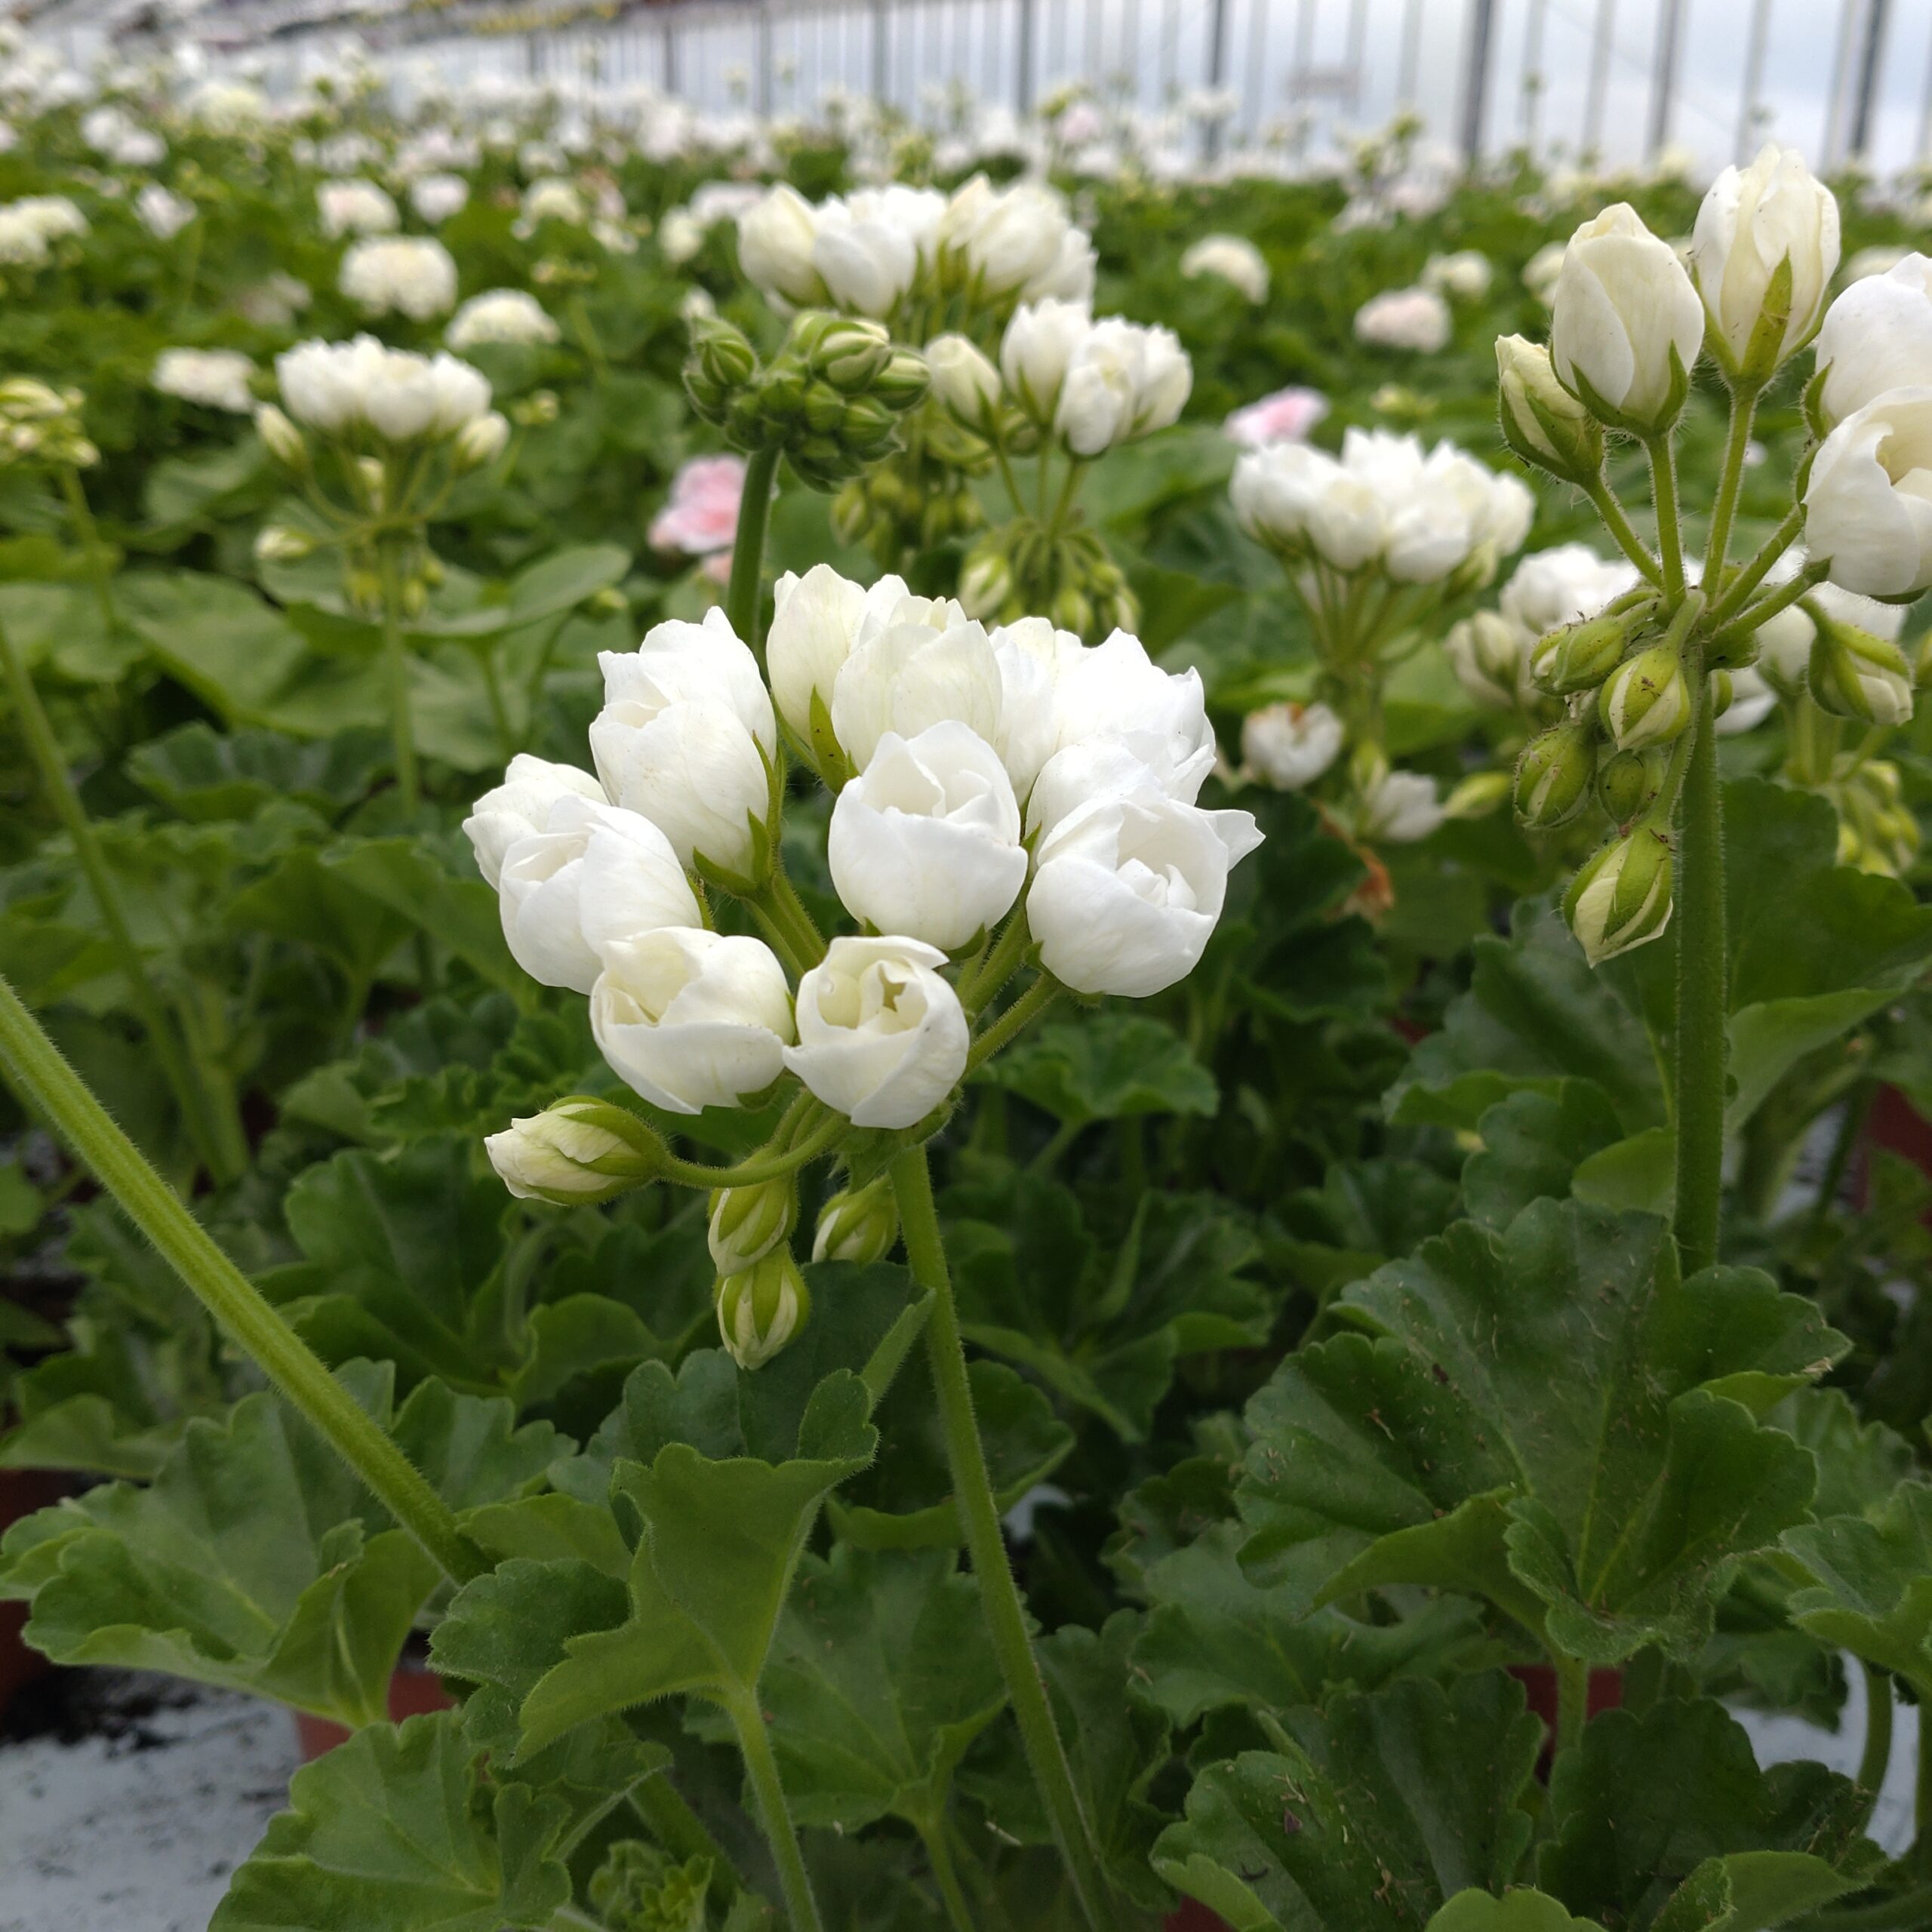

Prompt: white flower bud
xmin=254 ymin=524 xmax=314 ymax=565
xmin=1808 ymin=618 xmax=1916 ymax=726
xmin=1181 ymin=234 xmax=1269 ymax=303
xmin=1814 ymin=254 xmax=1932 ymax=430
xmin=716 ymin=1249 xmax=810 ymax=1370
xmin=1551 ymin=203 xmax=1704 ymax=429
xmin=1495 ymin=334 xmax=1603 ymax=484
xmin=1001 ymin=297 xmax=1091 ymax=423
xmin=254 ymin=402 xmax=308 ymax=469
xmin=784 ymin=936 xmax=969 ymax=1129
xmin=1358 ymin=769 xmax=1444 ymax=844
xmin=1565 ymin=824 xmax=1674 ymax=964
xmin=829 ymin=608 xmax=1001 ymax=776
xmin=1690 ymin=143 xmax=1839 ymax=380
xmin=451 ymin=410 xmax=509 ymax=469
xmin=924 ymin=333 xmax=1004 ymax=430
xmin=592 ymin=928 xmax=795 ymax=1115
xmin=768 ymin=564 xmax=869 ymax=772
xmin=737 ymin=184 xmax=825 ymax=307
xmin=485 ymin=1097 xmax=665 ymax=1204
xmin=828 ymin=721 xmax=1027 ymax=951
xmin=1446 ymin=611 xmax=1536 ymax=712
xmin=811 ymin=1176 xmax=899 ymax=1264
xmin=1597 ymin=645 xmax=1692 ymax=752
xmin=1240 ymin=700 xmax=1344 ymax=789
xmin=1053 ymin=317 xmax=1191 ymax=457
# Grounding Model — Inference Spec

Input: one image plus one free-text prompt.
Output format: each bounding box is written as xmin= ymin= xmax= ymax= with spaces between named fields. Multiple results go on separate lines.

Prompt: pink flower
xmin=1224 ymin=386 xmax=1329 ymax=449
xmin=650 ymin=454 xmax=745 ymax=559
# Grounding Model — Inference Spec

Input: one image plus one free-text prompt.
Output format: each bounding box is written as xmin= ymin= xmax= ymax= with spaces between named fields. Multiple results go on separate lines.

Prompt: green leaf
xmin=980 ymin=1013 xmax=1218 ymax=1126
xmin=1782 ymin=1478 xmax=1932 ymax=1700
xmin=1767 ymin=1387 xmax=1916 ymax=1523
xmin=701 ymin=1543 xmax=1006 ymax=1832
xmin=1152 ymin=1671 xmax=1543 ymax=1932
xmin=1386 ymin=903 xmax=1664 ymax=1135
xmin=1132 ymin=1520 xmax=1489 ymax=1726
xmin=1462 ymin=1084 xmax=1623 ymax=1230
xmin=517 ymin=1374 xmax=876 ymax=1755
xmin=128 ymin=722 xmax=388 ymax=823
xmin=1427 ymin=1894 xmax=1604 ymax=1932
xmin=1236 ymin=1200 xmax=1835 ymax=1663
xmin=1537 ymin=1699 xmax=1879 ymax=1931
xmin=211 ymin=1711 xmax=571 ymax=1932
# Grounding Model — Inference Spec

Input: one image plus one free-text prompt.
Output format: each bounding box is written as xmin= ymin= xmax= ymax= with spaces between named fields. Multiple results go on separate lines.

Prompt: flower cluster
xmin=0 ymin=192 xmax=85 ymax=268
xmin=152 ymin=347 xmax=257 ymax=416
xmin=467 ymin=572 xmax=1259 ymax=1364
xmin=339 ymin=235 xmax=459 ymax=321
xmin=447 ymin=288 xmax=560 ymax=350
xmin=0 ymin=377 xmax=95 ymax=469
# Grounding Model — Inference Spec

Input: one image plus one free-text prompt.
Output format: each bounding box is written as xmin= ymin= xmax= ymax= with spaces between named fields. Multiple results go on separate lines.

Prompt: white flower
xmin=135 ymin=183 xmax=193 ymax=240
xmin=1001 ymin=297 xmax=1093 ymax=423
xmin=942 ymin=175 xmax=1095 ymax=303
xmin=829 ymin=600 xmax=1000 ymax=775
xmin=275 ymin=337 xmax=491 ymax=445
xmin=448 ymin=288 xmax=560 ymax=349
xmin=1028 ymin=790 xmax=1261 ymax=998
xmin=1446 ymin=612 xmax=1537 ymax=712
xmin=1499 ymin=543 xmax=1641 ymax=635
xmin=589 ymin=608 xmax=777 ymax=875
xmin=785 ymin=936 xmax=970 ymax=1129
xmin=461 ymin=752 xmax=606 ymax=889
xmin=1181 ymin=234 xmax=1268 ymax=302
xmin=1804 ymin=387 xmax=1932 ymax=598
xmin=340 ymin=235 xmax=459 ymax=321
xmin=411 ymin=173 xmax=469 ymax=224
xmin=1690 ymin=143 xmax=1838 ymax=376
xmin=593 ymin=928 xmax=795 ymax=1115
xmin=1551 ymin=203 xmax=1704 ymax=429
xmin=1421 ymin=250 xmax=1494 ymax=300
xmin=737 ymin=183 xmax=824 ymax=306
xmin=1814 ymin=253 xmax=1932 ymax=430
xmin=828 ymin=721 xmax=1026 ymax=949
xmin=1240 ymin=701 xmax=1344 ymax=789
xmin=1359 ymin=769 xmax=1444 ymax=843
xmin=318 ymin=178 xmax=398 ymax=238
xmin=1844 ymin=244 xmax=1910 ymax=284
xmin=1047 ymin=628 xmax=1214 ymax=795
xmin=810 ymin=185 xmax=943 ymax=317
xmin=485 ymin=1099 xmax=659 ymax=1204
xmin=521 ymin=177 xmax=588 ymax=227
xmin=152 ymin=347 xmax=254 ymax=415
xmin=1353 ymin=287 xmax=1451 ymax=352
xmin=1523 ymin=241 xmax=1567 ymax=306
xmin=495 ymin=799 xmax=699 ymax=993
xmin=1054 ymin=317 xmax=1191 ymax=456
xmin=1715 ymin=665 xmax=1777 ymax=736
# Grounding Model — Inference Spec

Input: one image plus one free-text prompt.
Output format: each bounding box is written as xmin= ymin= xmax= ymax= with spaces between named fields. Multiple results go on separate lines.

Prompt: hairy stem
xmin=1703 ymin=386 xmax=1761 ymax=589
xmin=1673 ymin=664 xmax=1728 ymax=1278
xmin=0 ymin=969 xmax=485 ymax=1585
xmin=1644 ymin=434 xmax=1687 ymax=598
xmin=915 ymin=1815 xmax=978 ymax=1932
xmin=1584 ymin=473 xmax=1665 ymax=589
xmin=1552 ymin=1652 xmax=1589 ymax=1761
xmin=1855 ymin=1664 xmax=1895 ymax=1832
xmin=891 ymin=1145 xmax=1109 ymax=1929
xmin=728 ymin=445 xmax=782 ymax=661
xmin=659 ymin=1109 xmax=847 ymax=1191
xmin=0 ymin=618 xmax=244 ymax=1183
xmin=724 ymin=1687 xmax=823 ymax=1932
xmin=965 ymin=975 xmax=1063 ymax=1078
xmin=59 ymin=465 xmax=121 ymax=641
xmin=377 ymin=538 xmax=420 ymax=815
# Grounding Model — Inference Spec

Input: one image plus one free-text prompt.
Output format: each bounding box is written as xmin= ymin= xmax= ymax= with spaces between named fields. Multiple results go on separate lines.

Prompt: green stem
xmin=965 ymin=975 xmax=1063 ymax=1078
xmin=1584 ymin=474 xmax=1665 ymax=589
xmin=659 ymin=1111 xmax=847 ymax=1190
xmin=915 ymin=1814 xmax=978 ymax=1932
xmin=1854 ymin=1664 xmax=1894 ymax=1831
xmin=1553 ymin=1651 xmax=1589 ymax=1760
xmin=1709 ymin=562 xmax=1829 ymax=657
xmin=766 ymin=869 xmax=827 ymax=967
xmin=0 ymin=968 xmax=484 ymax=1586
xmin=960 ymin=911 xmax=1032 ymax=1016
xmin=377 ymin=538 xmax=420 ymax=815
xmin=0 ymin=618 xmax=242 ymax=1184
xmin=1703 ymin=385 xmax=1761 ymax=588
xmin=1918 ymin=1687 xmax=1932 ymax=1844
xmin=890 ymin=1146 xmax=1109 ymax=1930
xmin=723 ymin=1687 xmax=823 ymax=1932
xmin=1805 ymin=1887 xmax=1932 ymax=1932
xmin=1644 ymin=434 xmax=1687 ymax=598
xmin=1673 ymin=664 xmax=1727 ymax=1278
xmin=1707 ymin=500 xmax=1807 ymax=627
xmin=481 ymin=645 xmax=514 ymax=765
xmin=631 ymin=1774 xmax=746 ymax=1902
xmin=727 ymin=445 xmax=782 ymax=661
xmin=59 ymin=466 xmax=120 ymax=640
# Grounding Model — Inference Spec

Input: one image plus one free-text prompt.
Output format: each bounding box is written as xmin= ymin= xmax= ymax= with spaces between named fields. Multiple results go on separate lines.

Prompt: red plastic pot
xmin=1165 ymin=1903 xmax=1232 ymax=1931
xmin=1860 ymin=1086 xmax=1932 ymax=1220
xmin=0 ymin=1467 xmax=73 ymax=1724
xmin=291 ymin=1654 xmax=453 ymax=1759
xmin=1507 ymin=1662 xmax=1623 ymax=1777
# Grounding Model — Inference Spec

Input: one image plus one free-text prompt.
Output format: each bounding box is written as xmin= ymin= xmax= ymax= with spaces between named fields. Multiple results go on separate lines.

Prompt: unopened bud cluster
xmin=959 ymin=518 xmax=1138 ymax=641
xmin=684 ymin=311 xmax=928 ymax=491
xmin=0 ymin=377 xmax=97 ymax=469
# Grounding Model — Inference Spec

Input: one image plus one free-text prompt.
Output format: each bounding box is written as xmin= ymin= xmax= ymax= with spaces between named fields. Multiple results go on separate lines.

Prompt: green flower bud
xmin=716 ymin=1249 xmax=810 ymax=1370
xmin=1808 ymin=617 xmax=1915 ymax=727
xmin=1597 ymin=645 xmax=1692 ymax=751
xmin=1497 ymin=333 xmax=1605 ymax=486
xmin=1564 ymin=823 xmax=1675 ymax=965
xmin=485 ymin=1097 xmax=666 ymax=1205
xmin=835 ymin=394 xmax=895 ymax=447
xmin=1512 ymin=717 xmax=1598 ymax=828
xmin=707 ymin=1177 xmax=799 ymax=1276
xmin=254 ymin=524 xmax=314 ymax=564
xmin=792 ymin=312 xmax=892 ymax=392
xmin=959 ymin=543 xmax=1014 ymax=618
xmin=872 ymin=347 xmax=931 ymax=413
xmin=1531 ymin=609 xmax=1644 ymax=697
xmin=689 ymin=315 xmax=757 ymax=390
xmin=811 ymin=1176 xmax=900 ymax=1265
xmin=1443 ymin=770 xmax=1513 ymax=820
xmin=1595 ymin=746 xmax=1667 ymax=824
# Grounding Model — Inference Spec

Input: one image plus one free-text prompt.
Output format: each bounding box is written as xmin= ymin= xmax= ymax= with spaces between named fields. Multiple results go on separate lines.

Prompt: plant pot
xmin=1507 ymin=1662 xmax=1623 ymax=1777
xmin=0 ymin=1467 xmax=73 ymax=1726
xmin=291 ymin=1651 xmax=453 ymax=1760
xmin=1164 ymin=1903 xmax=1231 ymax=1932
xmin=1860 ymin=1085 xmax=1932 ymax=1220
